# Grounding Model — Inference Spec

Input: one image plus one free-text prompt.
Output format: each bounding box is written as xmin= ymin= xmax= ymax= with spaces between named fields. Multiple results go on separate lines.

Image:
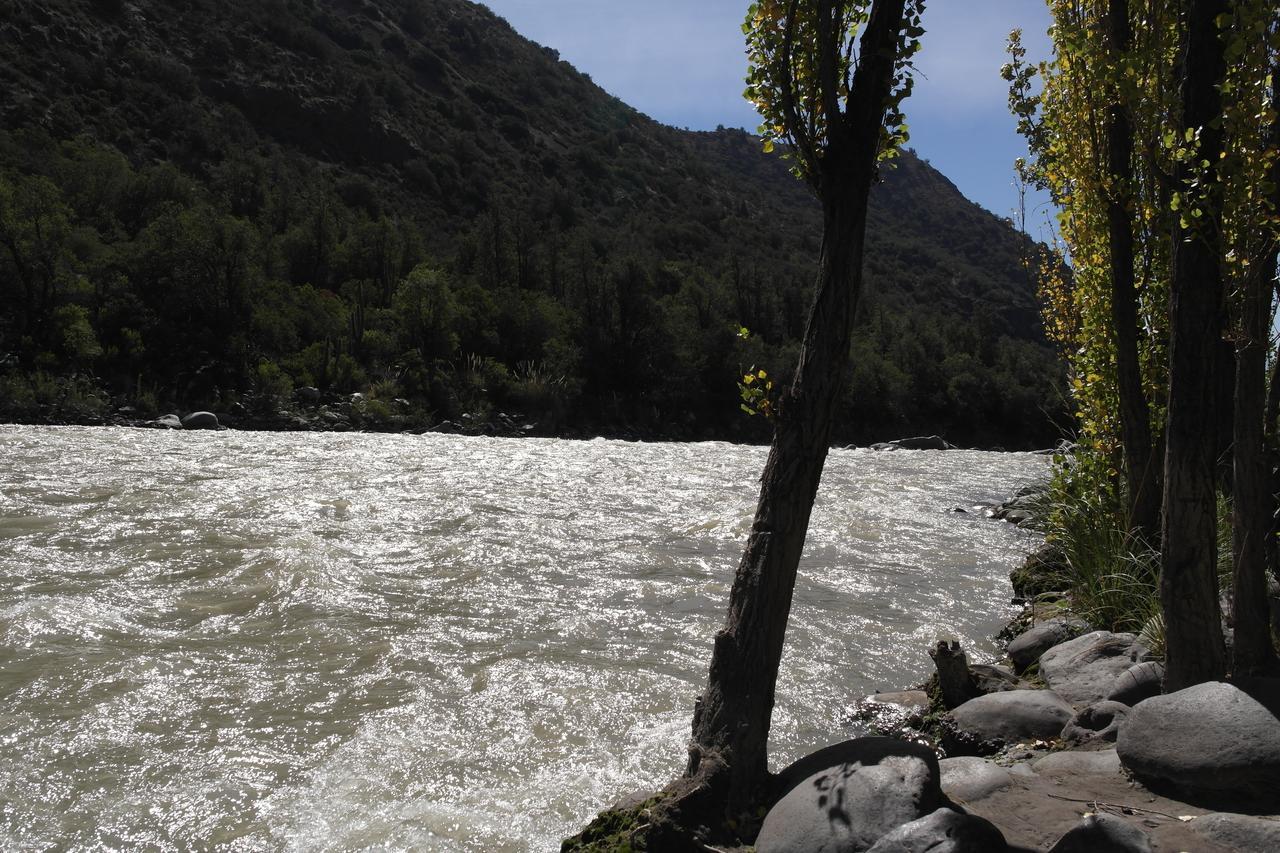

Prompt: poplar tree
xmin=1008 ymin=0 xmax=1279 ymax=687
xmin=1161 ymin=0 xmax=1232 ymax=691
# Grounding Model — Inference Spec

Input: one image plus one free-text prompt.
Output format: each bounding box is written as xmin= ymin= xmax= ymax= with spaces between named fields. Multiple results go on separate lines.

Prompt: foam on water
xmin=0 ymin=425 xmax=1044 ymax=851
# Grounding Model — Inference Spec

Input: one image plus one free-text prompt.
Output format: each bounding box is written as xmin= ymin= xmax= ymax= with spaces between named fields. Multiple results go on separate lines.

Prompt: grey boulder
xmin=1040 ymin=631 xmax=1142 ymax=706
xmin=891 ymin=435 xmax=954 ymax=450
xmin=1006 ymin=618 xmax=1089 ymax=673
xmin=1060 ymin=700 xmax=1131 ymax=747
xmin=938 ymin=756 xmax=1016 ymax=803
xmin=1116 ymin=679 xmax=1280 ymax=809
xmin=1190 ymin=813 xmax=1280 ymax=850
xmin=1105 ymin=661 xmax=1164 ymax=706
xmin=1048 ymin=813 xmax=1152 ymax=852
xmin=969 ymin=663 xmax=1028 ymax=693
xmin=759 ymin=739 xmax=942 ymax=853
xmin=947 ymin=690 xmax=1075 ymax=754
xmin=150 ymin=413 xmax=182 ymax=429
xmin=180 ymin=411 xmax=220 ymax=429
xmin=863 ymin=690 xmax=929 ymax=715
xmin=865 ymin=807 xmax=1008 ymax=852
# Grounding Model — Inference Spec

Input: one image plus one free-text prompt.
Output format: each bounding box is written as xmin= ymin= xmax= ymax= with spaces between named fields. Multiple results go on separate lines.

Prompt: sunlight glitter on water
xmin=0 ymin=426 xmax=1044 ymax=851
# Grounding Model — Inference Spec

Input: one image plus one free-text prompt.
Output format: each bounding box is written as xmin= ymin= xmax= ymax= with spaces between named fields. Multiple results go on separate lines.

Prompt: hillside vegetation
xmin=0 ymin=0 xmax=1065 ymax=445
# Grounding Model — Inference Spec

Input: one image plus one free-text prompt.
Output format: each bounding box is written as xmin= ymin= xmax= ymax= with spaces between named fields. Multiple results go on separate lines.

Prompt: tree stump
xmin=930 ymin=639 xmax=979 ymax=709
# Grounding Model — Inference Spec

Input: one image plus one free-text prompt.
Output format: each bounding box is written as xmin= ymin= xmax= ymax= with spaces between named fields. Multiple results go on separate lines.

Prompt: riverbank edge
xmin=802 ymin=495 xmax=1280 ymax=851
xmin=561 ymin=483 xmax=1280 ymax=852
xmin=0 ymin=401 xmax=1057 ymax=451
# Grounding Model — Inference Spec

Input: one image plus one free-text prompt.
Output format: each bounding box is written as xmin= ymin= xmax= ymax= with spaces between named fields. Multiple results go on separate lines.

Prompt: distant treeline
xmin=0 ymin=129 xmax=1064 ymax=445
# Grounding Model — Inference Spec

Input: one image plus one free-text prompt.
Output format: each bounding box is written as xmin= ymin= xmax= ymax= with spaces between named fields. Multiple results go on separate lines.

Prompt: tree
xmin=564 ymin=2 xmax=923 ymax=848
xmin=1004 ymin=4 xmax=1175 ymax=549
xmin=1160 ymin=0 xmax=1232 ymax=691
xmin=686 ymin=0 xmax=922 ymax=828
xmin=1010 ymin=0 xmax=1279 ymax=688
xmin=1104 ymin=0 xmax=1162 ymax=546
xmin=1226 ymin=12 xmax=1280 ymax=677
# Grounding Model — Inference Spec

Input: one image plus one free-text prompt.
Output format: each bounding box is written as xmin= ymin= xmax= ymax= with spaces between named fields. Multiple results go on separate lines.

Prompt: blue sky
xmin=481 ymin=1 xmax=1056 ymax=230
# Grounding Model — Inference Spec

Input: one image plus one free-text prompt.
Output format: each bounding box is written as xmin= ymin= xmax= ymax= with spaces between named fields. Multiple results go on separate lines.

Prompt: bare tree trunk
xmin=1232 ymin=64 xmax=1280 ymax=677
xmin=1232 ymin=256 xmax=1279 ymax=675
xmin=1161 ymin=0 xmax=1229 ymax=692
xmin=684 ymin=0 xmax=908 ymax=836
xmin=1106 ymin=0 xmax=1160 ymax=547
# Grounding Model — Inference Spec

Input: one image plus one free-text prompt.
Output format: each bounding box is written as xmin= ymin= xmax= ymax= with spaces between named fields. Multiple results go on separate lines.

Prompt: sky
xmin=481 ymin=0 xmax=1057 ymax=230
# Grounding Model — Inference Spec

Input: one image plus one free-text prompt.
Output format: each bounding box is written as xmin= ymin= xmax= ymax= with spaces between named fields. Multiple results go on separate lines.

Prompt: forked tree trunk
xmin=1231 ymin=65 xmax=1280 ymax=677
xmin=1160 ymin=0 xmax=1229 ymax=692
xmin=683 ymin=0 xmax=908 ymax=838
xmin=1105 ymin=0 xmax=1161 ymax=547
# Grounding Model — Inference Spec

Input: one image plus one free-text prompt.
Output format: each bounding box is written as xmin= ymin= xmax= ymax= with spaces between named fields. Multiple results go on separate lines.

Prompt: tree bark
xmin=1232 ymin=63 xmax=1280 ymax=677
xmin=1160 ymin=0 xmax=1229 ymax=692
xmin=683 ymin=0 xmax=908 ymax=837
xmin=929 ymin=640 xmax=979 ymax=709
xmin=1105 ymin=0 xmax=1161 ymax=547
xmin=1232 ymin=254 xmax=1279 ymax=675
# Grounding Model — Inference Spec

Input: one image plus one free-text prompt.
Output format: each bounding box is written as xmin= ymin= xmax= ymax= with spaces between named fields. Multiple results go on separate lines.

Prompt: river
xmin=0 ymin=426 xmax=1045 ymax=851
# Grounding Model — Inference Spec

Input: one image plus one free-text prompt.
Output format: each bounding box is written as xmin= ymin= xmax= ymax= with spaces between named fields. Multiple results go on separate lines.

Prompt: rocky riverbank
xmin=567 ymin=482 xmax=1280 ymax=851
xmin=775 ymin=504 xmax=1280 ymax=852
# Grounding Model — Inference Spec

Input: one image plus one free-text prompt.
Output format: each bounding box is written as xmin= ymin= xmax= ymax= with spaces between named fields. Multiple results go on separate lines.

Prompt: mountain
xmin=0 ymin=0 xmax=1065 ymax=446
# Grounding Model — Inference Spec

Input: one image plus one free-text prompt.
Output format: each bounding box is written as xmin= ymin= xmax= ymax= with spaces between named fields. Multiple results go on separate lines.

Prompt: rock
xmin=970 ymin=663 xmax=1029 ymax=694
xmin=870 ymin=436 xmax=954 ymax=451
xmin=150 ymin=413 xmax=182 ymax=429
xmin=1033 ymin=748 xmax=1123 ymax=776
xmin=294 ymin=386 xmax=321 ymax=405
xmin=1039 ymin=631 xmax=1140 ymax=706
xmin=1048 ymin=813 xmax=1152 ymax=852
xmin=865 ymin=807 xmax=1009 ymax=852
xmin=1116 ymin=679 xmax=1280 ymax=809
xmin=938 ymin=757 xmax=1016 ymax=803
xmin=892 ymin=435 xmax=955 ymax=450
xmin=849 ymin=692 xmax=930 ymax=734
xmin=773 ymin=738 xmax=941 ymax=800
xmin=947 ymin=690 xmax=1075 ymax=755
xmin=1189 ymin=813 xmax=1280 ymax=850
xmin=1105 ymin=661 xmax=1164 ymax=706
xmin=180 ymin=411 xmax=220 ymax=430
xmin=760 ymin=738 xmax=942 ymax=853
xmin=1059 ymin=701 xmax=1130 ymax=747
xmin=989 ymin=495 xmax=1038 ymax=524
xmin=1006 ymin=618 xmax=1090 ymax=673
xmin=1009 ymin=543 xmax=1070 ymax=601
xmin=865 ymin=690 xmax=929 ymax=714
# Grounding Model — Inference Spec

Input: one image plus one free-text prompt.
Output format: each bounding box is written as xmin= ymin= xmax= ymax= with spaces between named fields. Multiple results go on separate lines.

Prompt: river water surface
xmin=0 ymin=426 xmax=1044 ymax=851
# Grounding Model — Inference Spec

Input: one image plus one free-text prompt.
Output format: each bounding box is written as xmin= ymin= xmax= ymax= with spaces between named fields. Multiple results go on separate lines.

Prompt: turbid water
xmin=0 ymin=426 xmax=1044 ymax=851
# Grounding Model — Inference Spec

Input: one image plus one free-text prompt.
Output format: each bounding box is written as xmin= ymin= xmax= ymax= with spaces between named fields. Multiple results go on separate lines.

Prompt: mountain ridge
xmin=0 ymin=0 xmax=1064 ymax=446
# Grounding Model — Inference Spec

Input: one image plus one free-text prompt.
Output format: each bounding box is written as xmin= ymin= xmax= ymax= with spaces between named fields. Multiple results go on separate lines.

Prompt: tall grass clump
xmin=1034 ymin=454 xmax=1164 ymax=655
